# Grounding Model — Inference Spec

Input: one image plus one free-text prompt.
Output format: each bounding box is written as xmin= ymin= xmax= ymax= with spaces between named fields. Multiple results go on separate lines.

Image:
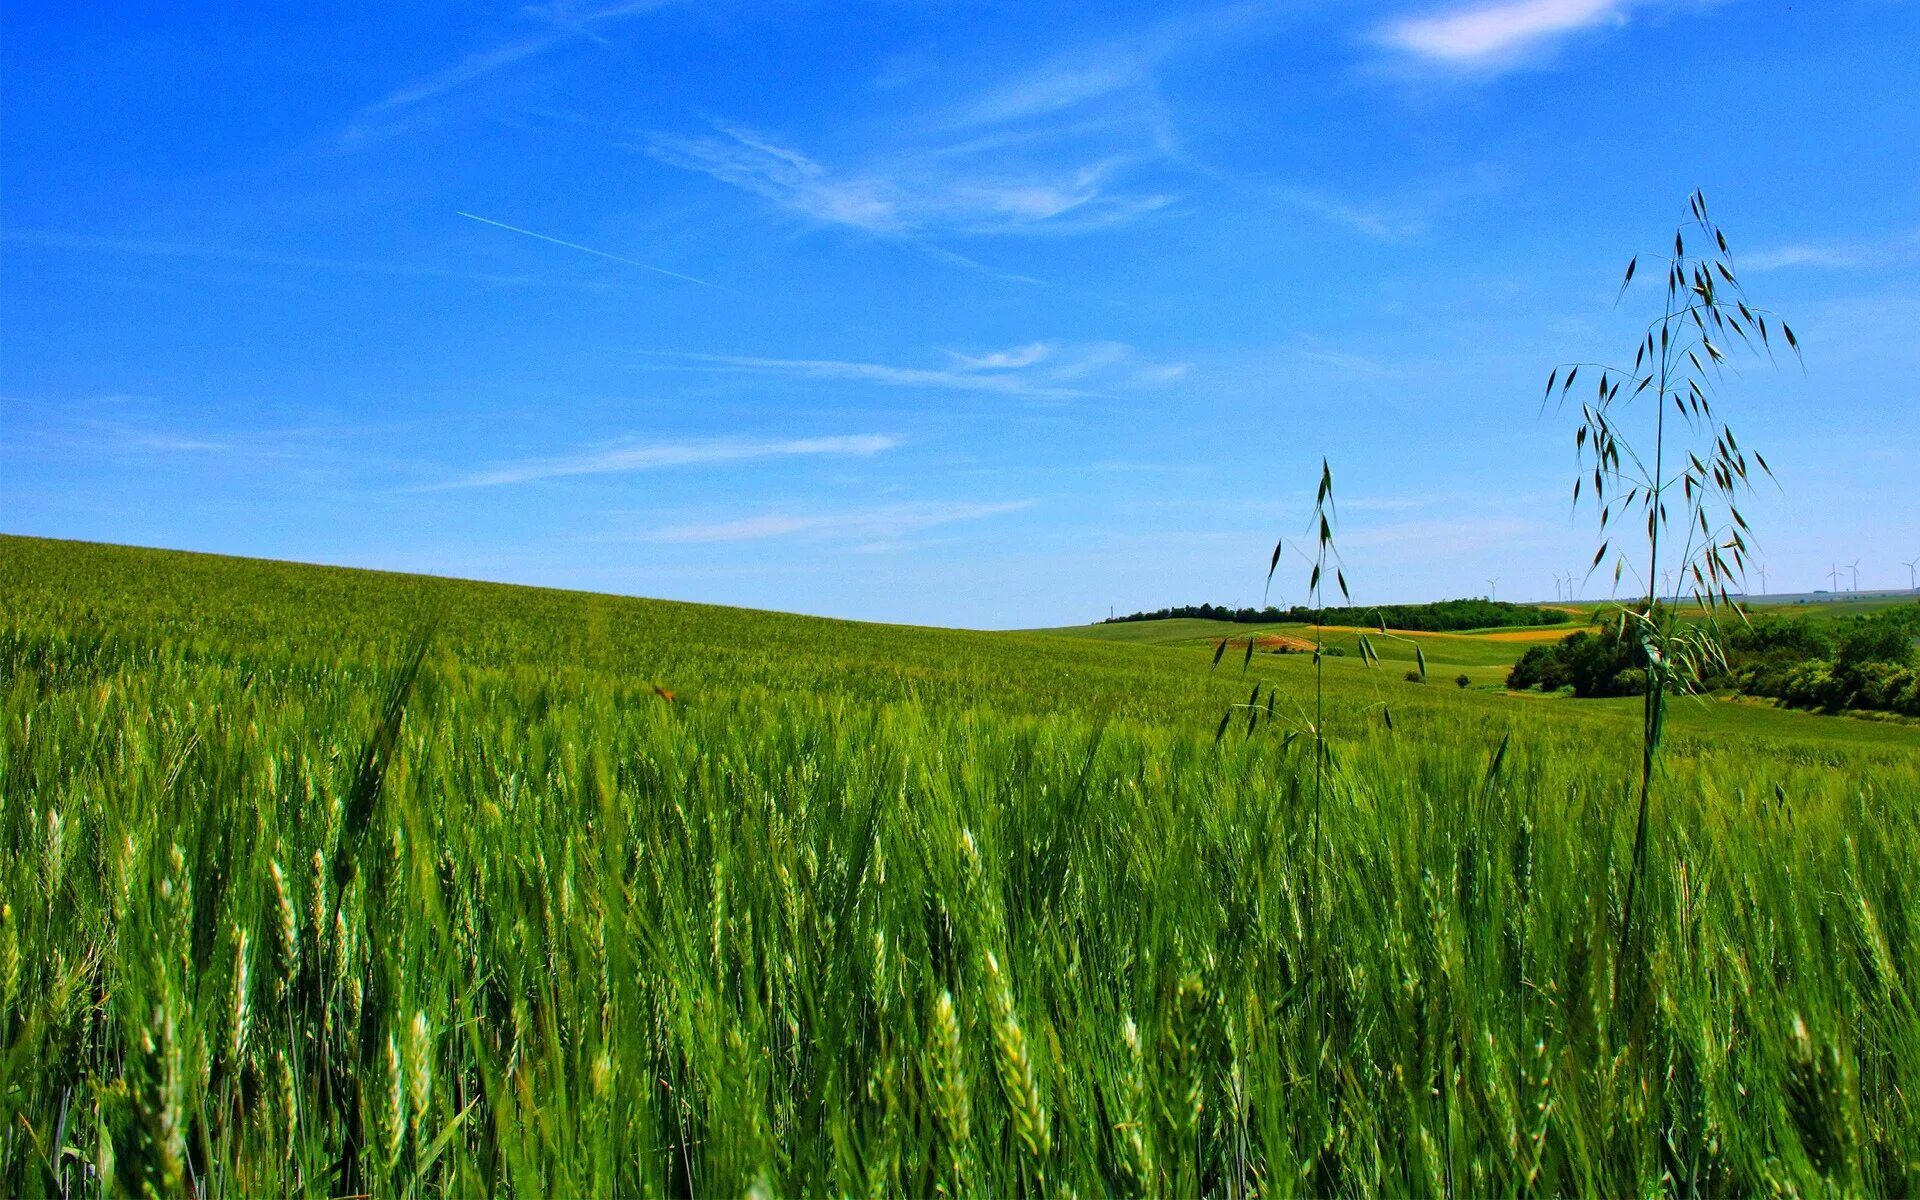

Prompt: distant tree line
xmin=1507 ymin=602 xmax=1920 ymax=716
xmin=1104 ymin=598 xmax=1570 ymax=633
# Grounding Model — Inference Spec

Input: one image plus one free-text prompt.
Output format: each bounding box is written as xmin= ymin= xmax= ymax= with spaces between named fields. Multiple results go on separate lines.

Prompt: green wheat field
xmin=5 ymin=532 xmax=1919 ymax=1196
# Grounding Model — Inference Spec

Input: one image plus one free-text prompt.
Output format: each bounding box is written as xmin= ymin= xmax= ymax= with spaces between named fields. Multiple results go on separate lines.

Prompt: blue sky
xmin=4 ymin=0 xmax=1917 ymax=627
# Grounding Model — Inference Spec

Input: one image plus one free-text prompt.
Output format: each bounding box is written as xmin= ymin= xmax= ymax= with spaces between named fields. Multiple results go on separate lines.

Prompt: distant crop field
xmin=4 ymin=534 xmax=1919 ymax=1195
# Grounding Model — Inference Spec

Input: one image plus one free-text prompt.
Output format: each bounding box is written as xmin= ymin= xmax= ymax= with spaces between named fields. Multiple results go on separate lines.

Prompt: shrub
xmin=1739 ymin=604 xmax=1920 ymax=715
xmin=1836 ymin=620 xmax=1918 ymax=672
xmin=1455 ymin=673 xmax=1471 ymax=688
xmin=1404 ymin=670 xmax=1425 ymax=683
xmin=1507 ymin=630 xmax=1643 ymax=697
xmin=1507 ymin=646 xmax=1554 ymax=690
xmin=1780 ymin=661 xmax=1838 ymax=710
xmin=1728 ymin=616 xmax=1829 ymax=659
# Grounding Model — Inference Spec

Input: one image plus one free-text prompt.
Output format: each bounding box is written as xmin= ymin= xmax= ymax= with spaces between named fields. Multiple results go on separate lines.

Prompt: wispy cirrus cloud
xmin=344 ymin=1 xmax=678 ymax=143
xmin=943 ymin=342 xmax=1052 ymax=370
xmin=944 ymin=2 xmax=1280 ymax=128
xmin=951 ymin=56 xmax=1158 ymax=129
xmin=1276 ymin=188 xmax=1426 ymax=241
xmin=648 ymin=123 xmax=1175 ymax=239
xmin=637 ymin=500 xmax=1031 ymax=544
xmin=635 ymin=349 xmax=1085 ymax=399
xmin=94 ymin=424 xmax=231 ymax=454
xmin=644 ymin=9 xmax=1294 ymax=247
xmin=1295 ymin=344 xmax=1401 ymax=379
xmin=1341 ymin=515 xmax=1545 ymax=553
xmin=3 ymin=228 xmax=593 ymax=290
xmin=454 ymin=211 xmax=717 ymax=288
xmin=634 ymin=341 xmax=1189 ymax=398
xmin=4 ymin=403 xmax=339 ymax=463
xmin=1376 ymin=0 xmax=1666 ymax=69
xmin=1742 ymin=229 xmax=1920 ymax=272
xmin=430 ymin=433 xmax=897 ymax=490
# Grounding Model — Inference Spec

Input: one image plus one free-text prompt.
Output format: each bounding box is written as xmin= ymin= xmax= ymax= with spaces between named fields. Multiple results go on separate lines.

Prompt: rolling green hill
xmin=5 ymin=533 xmax=1919 ymax=1195
xmin=7 ymin=534 xmax=1909 ymax=751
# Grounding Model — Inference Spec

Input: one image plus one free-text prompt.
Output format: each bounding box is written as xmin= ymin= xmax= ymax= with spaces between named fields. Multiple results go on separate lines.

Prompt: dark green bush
xmin=1506 ymin=630 xmax=1644 ymax=697
xmin=1729 ymin=603 xmax=1920 ymax=715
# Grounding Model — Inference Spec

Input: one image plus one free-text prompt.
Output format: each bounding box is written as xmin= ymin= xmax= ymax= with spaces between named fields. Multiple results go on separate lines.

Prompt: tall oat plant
xmin=1547 ymin=189 xmax=1799 ymax=982
xmin=1218 ymin=459 xmax=1360 ymax=958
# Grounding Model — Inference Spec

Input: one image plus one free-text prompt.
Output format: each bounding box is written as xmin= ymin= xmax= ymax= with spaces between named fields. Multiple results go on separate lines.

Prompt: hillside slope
xmin=5 ymin=534 xmax=1914 ymax=753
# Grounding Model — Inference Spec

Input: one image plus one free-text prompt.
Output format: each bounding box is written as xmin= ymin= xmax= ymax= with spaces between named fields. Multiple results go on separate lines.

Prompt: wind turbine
xmin=1849 ymin=559 xmax=1862 ymax=593
xmin=1904 ymin=557 xmax=1918 ymax=590
xmin=1485 ymin=577 xmax=1499 ymax=602
xmin=1758 ymin=563 xmax=1769 ymax=596
xmin=1828 ymin=563 xmax=1841 ymax=592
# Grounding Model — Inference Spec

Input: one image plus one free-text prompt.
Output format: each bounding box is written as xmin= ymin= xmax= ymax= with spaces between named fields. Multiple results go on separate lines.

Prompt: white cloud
xmin=637 ymin=350 xmax=1086 ymax=398
xmin=8 ymin=409 xmax=331 ymax=462
xmin=107 ymin=428 xmax=230 ymax=454
xmin=432 ymin=433 xmax=897 ymax=489
xmin=640 ymin=500 xmax=1032 ymax=544
xmin=649 ymin=124 xmax=1175 ymax=238
xmin=644 ymin=514 xmax=813 ymax=542
xmin=645 ymin=10 xmax=1298 ymax=250
xmin=944 ymin=342 xmax=1052 ymax=370
xmin=1745 ymin=245 xmax=1859 ymax=271
xmin=636 ymin=342 xmax=1190 ymax=397
xmin=1742 ymin=230 xmax=1920 ymax=272
xmin=454 ymin=212 xmax=715 ymax=287
xmin=950 ymin=53 xmax=1157 ymax=128
xmin=364 ymin=35 xmax=561 ymax=116
xmin=1341 ymin=516 xmax=1544 ymax=553
xmin=1292 ymin=334 xmax=1402 ymax=379
xmin=946 ymin=3 xmax=1285 ymax=128
xmin=1277 ymin=188 xmax=1425 ymax=241
xmin=3 ymin=228 xmax=592 ymax=289
xmin=649 ymin=125 xmax=908 ymax=234
xmin=344 ymin=2 xmax=677 ymax=142
xmin=1378 ymin=0 xmax=1641 ymax=67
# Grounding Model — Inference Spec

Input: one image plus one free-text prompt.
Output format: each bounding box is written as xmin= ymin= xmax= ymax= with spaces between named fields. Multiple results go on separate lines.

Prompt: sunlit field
xmin=5 ymin=534 xmax=1919 ymax=1195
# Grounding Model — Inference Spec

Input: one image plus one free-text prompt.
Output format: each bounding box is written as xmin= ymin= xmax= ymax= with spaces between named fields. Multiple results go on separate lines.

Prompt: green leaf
xmin=1480 ymin=732 xmax=1510 ymax=813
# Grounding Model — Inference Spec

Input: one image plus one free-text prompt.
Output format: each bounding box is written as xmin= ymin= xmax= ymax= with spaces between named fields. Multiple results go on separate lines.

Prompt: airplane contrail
xmin=455 ymin=211 xmax=717 ymax=288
